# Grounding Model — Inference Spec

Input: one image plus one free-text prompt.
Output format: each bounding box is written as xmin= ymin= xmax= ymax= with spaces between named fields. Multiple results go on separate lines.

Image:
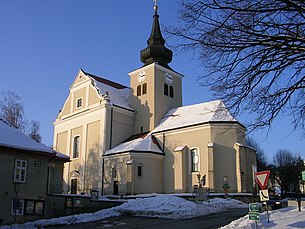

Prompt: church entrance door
xmin=113 ymin=181 xmax=119 ymax=195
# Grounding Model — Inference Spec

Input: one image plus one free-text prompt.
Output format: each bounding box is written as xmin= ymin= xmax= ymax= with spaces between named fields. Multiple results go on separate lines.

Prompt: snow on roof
xmin=0 ymin=120 xmax=68 ymax=160
xmin=85 ymin=72 xmax=132 ymax=110
xmin=55 ymin=151 xmax=70 ymax=160
xmin=174 ymin=146 xmax=186 ymax=151
xmin=105 ymin=134 xmax=163 ymax=155
xmin=153 ymin=100 xmax=237 ymax=133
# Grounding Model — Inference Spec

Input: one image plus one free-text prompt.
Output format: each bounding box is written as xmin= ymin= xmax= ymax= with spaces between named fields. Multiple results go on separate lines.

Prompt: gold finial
xmin=153 ymin=0 xmax=158 ymax=11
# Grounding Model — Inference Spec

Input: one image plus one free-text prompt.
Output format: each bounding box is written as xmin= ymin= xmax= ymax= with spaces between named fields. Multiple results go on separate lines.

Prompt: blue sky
xmin=0 ymin=0 xmax=304 ymax=163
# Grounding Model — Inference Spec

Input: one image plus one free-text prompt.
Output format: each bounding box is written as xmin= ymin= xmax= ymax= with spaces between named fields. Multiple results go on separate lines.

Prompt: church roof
xmin=82 ymin=69 xmax=128 ymax=89
xmin=153 ymin=100 xmax=238 ymax=133
xmin=140 ymin=4 xmax=173 ymax=69
xmin=0 ymin=119 xmax=69 ymax=160
xmin=81 ymin=69 xmax=132 ymax=110
xmin=105 ymin=134 xmax=163 ymax=156
xmin=105 ymin=100 xmax=238 ymax=155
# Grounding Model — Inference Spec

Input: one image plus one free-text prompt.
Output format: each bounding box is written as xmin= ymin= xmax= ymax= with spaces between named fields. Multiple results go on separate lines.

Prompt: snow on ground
xmin=1 ymin=195 xmax=304 ymax=229
xmin=221 ymin=206 xmax=305 ymax=229
xmin=116 ymin=195 xmax=247 ymax=219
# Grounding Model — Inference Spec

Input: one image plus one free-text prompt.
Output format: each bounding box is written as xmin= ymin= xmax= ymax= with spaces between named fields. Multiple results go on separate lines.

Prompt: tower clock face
xmin=164 ymin=73 xmax=173 ymax=84
xmin=138 ymin=71 xmax=147 ymax=82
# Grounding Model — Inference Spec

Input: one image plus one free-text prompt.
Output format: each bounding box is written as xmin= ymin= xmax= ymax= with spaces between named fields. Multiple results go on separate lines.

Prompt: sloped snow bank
xmin=0 ymin=209 xmax=120 ymax=229
xmin=220 ymin=206 xmax=305 ymax=229
xmin=0 ymin=195 xmax=247 ymax=229
xmin=116 ymin=195 xmax=248 ymax=219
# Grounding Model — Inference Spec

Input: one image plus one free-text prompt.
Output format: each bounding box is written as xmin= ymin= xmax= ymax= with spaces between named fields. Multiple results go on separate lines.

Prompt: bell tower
xmin=129 ymin=2 xmax=183 ymax=134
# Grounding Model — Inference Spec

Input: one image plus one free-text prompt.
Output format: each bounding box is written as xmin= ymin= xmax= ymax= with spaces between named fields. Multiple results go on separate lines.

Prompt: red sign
xmin=256 ymin=170 xmax=270 ymax=190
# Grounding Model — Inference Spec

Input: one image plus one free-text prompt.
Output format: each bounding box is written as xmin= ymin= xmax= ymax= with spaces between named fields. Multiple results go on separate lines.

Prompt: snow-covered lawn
xmin=0 ymin=195 xmax=304 ymax=229
xmin=221 ymin=206 xmax=305 ymax=229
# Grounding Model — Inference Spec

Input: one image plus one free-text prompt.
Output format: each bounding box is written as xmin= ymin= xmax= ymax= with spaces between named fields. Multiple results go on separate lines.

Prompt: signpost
xmin=249 ymin=202 xmax=260 ymax=228
xmin=259 ymin=190 xmax=269 ymax=202
xmin=249 ymin=203 xmax=259 ymax=212
xmin=249 ymin=211 xmax=260 ymax=221
xmin=256 ymin=171 xmax=270 ymax=190
xmin=256 ymin=170 xmax=271 ymax=223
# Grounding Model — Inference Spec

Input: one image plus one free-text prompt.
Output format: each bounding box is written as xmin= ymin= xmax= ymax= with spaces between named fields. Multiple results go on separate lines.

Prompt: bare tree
xmin=273 ymin=149 xmax=304 ymax=195
xmin=0 ymin=91 xmax=42 ymax=142
xmin=27 ymin=120 xmax=42 ymax=143
xmin=168 ymin=0 xmax=305 ymax=133
xmin=0 ymin=91 xmax=26 ymax=130
xmin=246 ymin=136 xmax=268 ymax=171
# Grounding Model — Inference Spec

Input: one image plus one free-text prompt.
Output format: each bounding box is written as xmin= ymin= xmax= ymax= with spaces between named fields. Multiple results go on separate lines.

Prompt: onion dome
xmin=140 ymin=3 xmax=173 ymax=69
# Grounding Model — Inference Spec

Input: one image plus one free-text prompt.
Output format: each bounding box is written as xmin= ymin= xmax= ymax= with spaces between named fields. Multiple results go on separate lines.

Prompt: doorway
xmin=71 ymin=178 xmax=77 ymax=194
xmin=113 ymin=181 xmax=119 ymax=195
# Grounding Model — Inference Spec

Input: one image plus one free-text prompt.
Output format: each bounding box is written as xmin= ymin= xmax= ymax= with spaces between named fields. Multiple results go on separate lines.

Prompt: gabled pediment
xmin=55 ymin=69 xmax=103 ymax=120
xmin=70 ymin=69 xmax=91 ymax=89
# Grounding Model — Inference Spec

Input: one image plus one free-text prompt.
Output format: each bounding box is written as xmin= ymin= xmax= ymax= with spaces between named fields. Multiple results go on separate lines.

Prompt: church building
xmin=53 ymin=4 xmax=256 ymax=196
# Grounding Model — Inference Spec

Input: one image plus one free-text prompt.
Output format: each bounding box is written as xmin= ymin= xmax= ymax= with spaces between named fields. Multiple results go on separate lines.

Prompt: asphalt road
xmin=47 ymin=208 xmax=248 ymax=229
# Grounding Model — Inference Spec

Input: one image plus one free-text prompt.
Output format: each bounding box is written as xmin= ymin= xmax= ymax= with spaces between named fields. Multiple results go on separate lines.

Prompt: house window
xmin=112 ymin=168 xmax=117 ymax=179
xmin=191 ymin=148 xmax=199 ymax=172
xmin=164 ymin=83 xmax=168 ymax=96
xmin=11 ymin=199 xmax=24 ymax=215
xmin=25 ymin=200 xmax=44 ymax=215
xmin=73 ymin=136 xmax=80 ymax=158
xmin=142 ymin=83 xmax=147 ymax=95
xmin=76 ymin=98 xmax=82 ymax=108
xmin=71 ymin=178 xmax=77 ymax=194
xmin=169 ymin=86 xmax=174 ymax=98
xmin=137 ymin=85 xmax=141 ymax=96
xmin=138 ymin=164 xmax=142 ymax=177
xmin=14 ymin=159 xmax=27 ymax=183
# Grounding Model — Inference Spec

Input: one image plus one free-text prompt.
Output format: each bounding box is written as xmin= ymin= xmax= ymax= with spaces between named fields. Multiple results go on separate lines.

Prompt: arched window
xmin=137 ymin=85 xmax=141 ymax=96
xmin=142 ymin=83 xmax=147 ymax=95
xmin=164 ymin=83 xmax=168 ymax=96
xmin=191 ymin=148 xmax=199 ymax=172
xmin=169 ymin=86 xmax=174 ymax=98
xmin=73 ymin=136 xmax=80 ymax=158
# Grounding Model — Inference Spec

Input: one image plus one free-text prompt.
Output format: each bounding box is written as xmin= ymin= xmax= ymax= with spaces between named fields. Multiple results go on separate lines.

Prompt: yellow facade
xmin=53 ymin=6 xmax=256 ymax=196
xmin=53 ymin=70 xmax=135 ymax=194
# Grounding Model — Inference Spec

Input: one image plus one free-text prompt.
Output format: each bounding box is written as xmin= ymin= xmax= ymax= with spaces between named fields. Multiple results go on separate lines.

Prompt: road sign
xmin=256 ymin=170 xmax=270 ymax=189
xmin=249 ymin=211 xmax=260 ymax=221
xmin=259 ymin=190 xmax=269 ymax=202
xmin=249 ymin=203 xmax=259 ymax=212
xmin=302 ymin=171 xmax=305 ymax=181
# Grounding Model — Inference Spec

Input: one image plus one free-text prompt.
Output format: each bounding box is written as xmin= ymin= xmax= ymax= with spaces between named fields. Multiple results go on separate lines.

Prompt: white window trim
xmin=14 ymin=159 xmax=27 ymax=183
xmin=72 ymin=135 xmax=81 ymax=159
xmin=190 ymin=147 xmax=200 ymax=173
xmin=11 ymin=199 xmax=24 ymax=215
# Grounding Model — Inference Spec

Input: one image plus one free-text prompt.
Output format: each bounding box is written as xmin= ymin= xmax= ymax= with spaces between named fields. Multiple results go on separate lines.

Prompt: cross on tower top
xmin=153 ymin=0 xmax=158 ymax=12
